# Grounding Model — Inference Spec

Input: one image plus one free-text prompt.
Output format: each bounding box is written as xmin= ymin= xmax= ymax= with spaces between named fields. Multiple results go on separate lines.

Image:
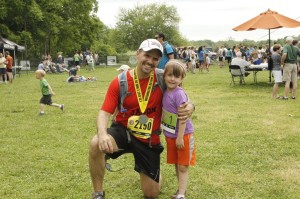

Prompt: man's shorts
xmin=7 ymin=68 xmax=12 ymax=72
xmin=272 ymin=70 xmax=282 ymax=83
xmin=0 ymin=68 xmax=6 ymax=74
xmin=219 ymin=56 xmax=223 ymax=61
xmin=165 ymin=133 xmax=196 ymax=166
xmin=40 ymin=95 xmax=52 ymax=105
xmin=283 ymin=63 xmax=297 ymax=83
xmin=106 ymin=122 xmax=164 ymax=182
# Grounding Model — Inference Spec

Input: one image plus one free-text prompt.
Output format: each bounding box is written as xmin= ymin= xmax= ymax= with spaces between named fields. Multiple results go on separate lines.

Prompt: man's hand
xmin=98 ymin=133 xmax=114 ymax=153
xmin=177 ymin=102 xmax=195 ymax=121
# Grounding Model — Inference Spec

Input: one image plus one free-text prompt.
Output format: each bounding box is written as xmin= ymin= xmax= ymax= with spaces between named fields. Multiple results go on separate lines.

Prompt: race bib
xmin=161 ymin=108 xmax=178 ymax=134
xmin=127 ymin=115 xmax=154 ymax=139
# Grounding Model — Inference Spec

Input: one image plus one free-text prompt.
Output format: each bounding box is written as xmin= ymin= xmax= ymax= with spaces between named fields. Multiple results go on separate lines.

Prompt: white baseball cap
xmin=139 ymin=39 xmax=163 ymax=56
xmin=286 ymin=36 xmax=293 ymax=42
xmin=116 ymin=65 xmax=130 ymax=71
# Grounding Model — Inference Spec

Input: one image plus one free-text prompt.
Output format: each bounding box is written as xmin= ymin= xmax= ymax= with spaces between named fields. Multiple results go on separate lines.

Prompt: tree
xmin=0 ymin=0 xmax=106 ymax=59
xmin=113 ymin=3 xmax=183 ymax=51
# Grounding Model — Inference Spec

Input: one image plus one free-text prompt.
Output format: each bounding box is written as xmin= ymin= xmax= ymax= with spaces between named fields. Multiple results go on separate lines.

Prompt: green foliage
xmin=0 ymin=0 xmax=104 ymax=59
xmin=113 ymin=3 xmax=182 ymax=51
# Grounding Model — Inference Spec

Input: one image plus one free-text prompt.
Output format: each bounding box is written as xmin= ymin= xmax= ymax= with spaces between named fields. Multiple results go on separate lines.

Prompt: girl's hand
xmin=176 ymin=137 xmax=184 ymax=149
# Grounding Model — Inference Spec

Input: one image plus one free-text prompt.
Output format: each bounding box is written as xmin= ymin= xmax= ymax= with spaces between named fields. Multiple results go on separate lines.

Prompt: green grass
xmin=0 ymin=64 xmax=299 ymax=199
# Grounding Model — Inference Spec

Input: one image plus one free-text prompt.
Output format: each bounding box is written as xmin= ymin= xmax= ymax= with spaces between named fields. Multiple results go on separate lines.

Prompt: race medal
xmin=139 ymin=114 xmax=148 ymax=124
xmin=133 ymin=68 xmax=154 ymax=114
xmin=127 ymin=116 xmax=153 ymax=139
xmin=161 ymin=108 xmax=178 ymax=134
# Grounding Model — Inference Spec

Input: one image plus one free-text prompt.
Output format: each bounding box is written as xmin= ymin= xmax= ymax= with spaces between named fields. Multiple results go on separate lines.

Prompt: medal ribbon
xmin=133 ymin=68 xmax=154 ymax=113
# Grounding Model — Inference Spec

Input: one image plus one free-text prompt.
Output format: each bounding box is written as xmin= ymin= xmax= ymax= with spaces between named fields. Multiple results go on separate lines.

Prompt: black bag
xmin=267 ymin=56 xmax=273 ymax=70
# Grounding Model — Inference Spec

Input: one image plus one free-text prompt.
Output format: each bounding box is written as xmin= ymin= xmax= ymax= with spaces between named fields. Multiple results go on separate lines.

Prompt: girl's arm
xmin=176 ymin=115 xmax=187 ymax=149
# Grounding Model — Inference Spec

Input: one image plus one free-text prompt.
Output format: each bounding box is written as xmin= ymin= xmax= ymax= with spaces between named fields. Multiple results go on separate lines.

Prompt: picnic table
xmin=245 ymin=63 xmax=268 ymax=83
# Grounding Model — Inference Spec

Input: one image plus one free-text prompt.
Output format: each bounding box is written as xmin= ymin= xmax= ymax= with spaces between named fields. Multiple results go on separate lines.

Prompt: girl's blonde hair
xmin=163 ymin=60 xmax=186 ymax=79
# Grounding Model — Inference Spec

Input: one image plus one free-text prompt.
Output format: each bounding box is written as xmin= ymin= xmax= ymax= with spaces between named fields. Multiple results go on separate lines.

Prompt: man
xmin=88 ymin=39 xmax=194 ymax=199
xmin=0 ymin=53 xmax=7 ymax=83
xmin=230 ymin=51 xmax=251 ymax=77
xmin=218 ymin=46 xmax=225 ymax=67
xmin=5 ymin=51 xmax=13 ymax=83
xmin=281 ymin=36 xmax=300 ymax=100
xmin=155 ymin=33 xmax=174 ymax=69
xmin=116 ymin=64 xmax=130 ymax=73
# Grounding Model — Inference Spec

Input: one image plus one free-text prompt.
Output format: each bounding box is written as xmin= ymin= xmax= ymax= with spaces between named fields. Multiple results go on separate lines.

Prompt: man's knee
xmin=141 ymin=174 xmax=161 ymax=199
xmin=89 ymin=135 xmax=100 ymax=156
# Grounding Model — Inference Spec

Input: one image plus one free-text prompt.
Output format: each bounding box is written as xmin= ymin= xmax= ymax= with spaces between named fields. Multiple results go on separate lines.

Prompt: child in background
xmin=205 ymin=54 xmax=211 ymax=73
xmin=161 ymin=60 xmax=196 ymax=199
xmin=35 ymin=70 xmax=64 ymax=115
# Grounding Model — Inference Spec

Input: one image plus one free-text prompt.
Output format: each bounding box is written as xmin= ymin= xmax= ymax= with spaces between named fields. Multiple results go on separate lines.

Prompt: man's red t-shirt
xmin=101 ymin=70 xmax=163 ymax=145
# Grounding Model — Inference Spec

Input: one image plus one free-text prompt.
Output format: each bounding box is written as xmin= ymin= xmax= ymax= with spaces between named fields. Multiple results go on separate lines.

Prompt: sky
xmin=97 ymin=0 xmax=300 ymax=42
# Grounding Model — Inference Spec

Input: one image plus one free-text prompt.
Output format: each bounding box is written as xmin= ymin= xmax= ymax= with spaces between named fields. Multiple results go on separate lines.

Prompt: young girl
xmin=205 ymin=54 xmax=211 ymax=73
xmin=161 ymin=60 xmax=196 ymax=199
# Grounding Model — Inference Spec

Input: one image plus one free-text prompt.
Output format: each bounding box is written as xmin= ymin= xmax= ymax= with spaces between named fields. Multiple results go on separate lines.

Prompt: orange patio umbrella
xmin=233 ymin=9 xmax=300 ymax=82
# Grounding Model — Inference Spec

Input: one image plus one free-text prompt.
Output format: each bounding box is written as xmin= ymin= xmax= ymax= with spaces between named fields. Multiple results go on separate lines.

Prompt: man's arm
xmin=96 ymin=110 xmax=114 ymax=153
xmin=281 ymin=52 xmax=287 ymax=68
xmin=177 ymin=102 xmax=195 ymax=121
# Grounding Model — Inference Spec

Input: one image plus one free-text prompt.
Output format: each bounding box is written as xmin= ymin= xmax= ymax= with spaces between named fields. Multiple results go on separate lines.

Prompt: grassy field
xmin=0 ymin=63 xmax=299 ymax=199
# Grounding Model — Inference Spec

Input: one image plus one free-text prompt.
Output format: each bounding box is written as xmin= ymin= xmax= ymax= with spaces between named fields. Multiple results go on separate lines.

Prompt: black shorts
xmin=106 ymin=122 xmax=164 ymax=182
xmin=40 ymin=95 xmax=52 ymax=105
xmin=0 ymin=68 xmax=6 ymax=74
xmin=7 ymin=68 xmax=12 ymax=72
xmin=219 ymin=56 xmax=223 ymax=61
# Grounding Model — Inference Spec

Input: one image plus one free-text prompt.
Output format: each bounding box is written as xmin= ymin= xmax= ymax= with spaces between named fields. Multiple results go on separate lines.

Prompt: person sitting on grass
xmin=35 ymin=70 xmax=64 ymax=115
xmin=66 ymin=65 xmax=80 ymax=82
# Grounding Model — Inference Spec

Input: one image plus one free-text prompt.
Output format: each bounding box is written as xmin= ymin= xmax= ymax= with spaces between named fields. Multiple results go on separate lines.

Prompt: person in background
xmin=271 ymin=44 xmax=283 ymax=99
xmin=281 ymin=36 xmax=300 ymax=100
xmin=197 ymin=46 xmax=205 ymax=72
xmin=162 ymin=60 xmax=196 ymax=199
xmin=205 ymin=54 xmax=211 ymax=73
xmin=155 ymin=32 xmax=174 ymax=69
xmin=0 ymin=53 xmax=7 ymax=84
xmin=74 ymin=51 xmax=81 ymax=66
xmin=225 ymin=48 xmax=233 ymax=66
xmin=230 ymin=51 xmax=251 ymax=77
xmin=116 ymin=64 xmax=130 ymax=73
xmin=5 ymin=51 xmax=13 ymax=83
xmin=35 ymin=70 xmax=64 ymax=115
xmin=37 ymin=60 xmax=46 ymax=71
xmin=86 ymin=52 xmax=95 ymax=71
xmin=218 ymin=46 xmax=225 ymax=68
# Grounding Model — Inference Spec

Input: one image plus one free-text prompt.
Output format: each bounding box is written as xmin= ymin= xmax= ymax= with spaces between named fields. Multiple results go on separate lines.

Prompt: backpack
xmin=118 ymin=68 xmax=165 ymax=113
xmin=267 ymin=56 xmax=273 ymax=70
xmin=164 ymin=43 xmax=177 ymax=59
xmin=222 ymin=50 xmax=226 ymax=57
xmin=182 ymin=50 xmax=187 ymax=59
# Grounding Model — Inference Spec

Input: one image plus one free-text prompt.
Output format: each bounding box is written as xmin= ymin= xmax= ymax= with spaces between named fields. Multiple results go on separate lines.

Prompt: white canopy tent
xmin=0 ymin=37 xmax=27 ymax=76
